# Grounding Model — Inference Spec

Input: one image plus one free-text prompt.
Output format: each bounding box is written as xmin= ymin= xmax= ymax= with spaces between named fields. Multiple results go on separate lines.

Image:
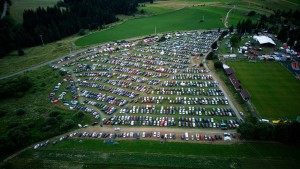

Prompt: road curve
xmin=224 ymin=5 xmax=235 ymax=28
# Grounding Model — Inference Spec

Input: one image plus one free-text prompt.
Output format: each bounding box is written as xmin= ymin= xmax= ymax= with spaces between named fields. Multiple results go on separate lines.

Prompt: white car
xmin=33 ymin=144 xmax=40 ymax=149
xmin=196 ymin=133 xmax=200 ymax=141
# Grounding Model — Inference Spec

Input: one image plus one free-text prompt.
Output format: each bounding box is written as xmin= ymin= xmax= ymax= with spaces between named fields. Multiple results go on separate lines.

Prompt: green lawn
xmin=227 ymin=61 xmax=300 ymax=119
xmin=0 ymin=66 xmax=92 ymax=159
xmin=10 ymin=0 xmax=59 ymax=23
xmin=75 ymin=6 xmax=229 ymax=46
xmin=139 ymin=5 xmax=173 ymax=15
xmin=0 ymin=36 xmax=82 ymax=77
xmin=3 ymin=139 xmax=299 ymax=169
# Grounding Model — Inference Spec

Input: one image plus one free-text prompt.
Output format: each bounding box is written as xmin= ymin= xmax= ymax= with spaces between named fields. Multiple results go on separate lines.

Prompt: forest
xmin=0 ymin=0 xmax=153 ymax=58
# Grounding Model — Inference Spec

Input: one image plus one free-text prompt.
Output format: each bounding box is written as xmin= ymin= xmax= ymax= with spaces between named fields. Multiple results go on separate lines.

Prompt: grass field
xmin=0 ymin=66 xmax=92 ymax=159
xmin=0 ymin=36 xmax=82 ymax=77
xmin=75 ymin=6 xmax=229 ymax=46
xmin=227 ymin=61 xmax=300 ymax=119
xmin=3 ymin=139 xmax=299 ymax=169
xmin=10 ymin=0 xmax=59 ymax=23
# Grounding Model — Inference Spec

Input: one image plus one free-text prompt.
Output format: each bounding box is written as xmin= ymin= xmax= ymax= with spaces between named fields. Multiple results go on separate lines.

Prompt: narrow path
xmin=202 ymin=49 xmax=242 ymax=121
xmin=0 ymin=1 xmax=8 ymax=20
xmin=224 ymin=5 xmax=235 ymax=28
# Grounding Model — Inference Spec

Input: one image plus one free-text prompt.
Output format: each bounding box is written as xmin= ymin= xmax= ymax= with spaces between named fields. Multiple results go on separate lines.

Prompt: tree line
xmin=237 ymin=115 xmax=300 ymax=142
xmin=235 ymin=9 xmax=300 ymax=51
xmin=0 ymin=0 xmax=154 ymax=58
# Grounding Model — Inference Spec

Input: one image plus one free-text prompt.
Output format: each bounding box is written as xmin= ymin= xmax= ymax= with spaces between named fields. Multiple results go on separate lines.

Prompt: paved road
xmin=0 ymin=1 xmax=8 ymax=20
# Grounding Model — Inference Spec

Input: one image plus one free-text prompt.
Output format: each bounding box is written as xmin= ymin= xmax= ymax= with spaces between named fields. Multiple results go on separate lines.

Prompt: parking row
xmin=153 ymin=88 xmax=224 ymax=96
xmin=33 ymin=130 xmax=233 ymax=150
xmin=172 ymin=74 xmax=213 ymax=80
xmin=81 ymin=89 xmax=128 ymax=107
xmin=103 ymin=79 xmax=152 ymax=94
xmin=123 ymin=53 xmax=191 ymax=65
xmin=182 ymin=68 xmax=209 ymax=73
xmin=72 ymin=104 xmax=100 ymax=119
xmin=119 ymin=106 xmax=235 ymax=116
xmin=102 ymin=115 xmax=239 ymax=129
xmin=83 ymin=99 xmax=117 ymax=115
xmin=160 ymin=81 xmax=217 ymax=87
xmin=110 ymin=55 xmax=188 ymax=70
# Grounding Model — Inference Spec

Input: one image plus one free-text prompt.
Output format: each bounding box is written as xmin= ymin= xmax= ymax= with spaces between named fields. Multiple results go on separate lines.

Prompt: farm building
xmin=240 ymin=89 xmax=250 ymax=101
xmin=223 ymin=64 xmax=233 ymax=75
xmin=229 ymin=74 xmax=241 ymax=91
xmin=253 ymin=35 xmax=276 ymax=46
xmin=223 ymin=54 xmax=237 ymax=59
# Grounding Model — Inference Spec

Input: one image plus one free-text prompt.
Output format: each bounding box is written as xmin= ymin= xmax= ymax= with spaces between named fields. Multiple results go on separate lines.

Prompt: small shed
xmin=229 ymin=75 xmax=241 ymax=91
xmin=240 ymin=89 xmax=250 ymax=101
xmin=224 ymin=68 xmax=233 ymax=76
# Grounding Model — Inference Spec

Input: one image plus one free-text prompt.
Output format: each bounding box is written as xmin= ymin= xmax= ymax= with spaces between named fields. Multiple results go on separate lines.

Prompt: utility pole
xmin=40 ymin=34 xmax=44 ymax=46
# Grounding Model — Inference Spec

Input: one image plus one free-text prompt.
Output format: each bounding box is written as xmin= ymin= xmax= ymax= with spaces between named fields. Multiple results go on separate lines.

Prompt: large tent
xmin=253 ymin=35 xmax=276 ymax=45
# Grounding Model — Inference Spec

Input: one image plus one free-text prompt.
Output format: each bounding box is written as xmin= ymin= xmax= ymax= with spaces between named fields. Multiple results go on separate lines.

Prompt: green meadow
xmin=227 ymin=61 xmax=300 ymax=119
xmin=4 ymin=139 xmax=299 ymax=169
xmin=75 ymin=6 xmax=230 ymax=46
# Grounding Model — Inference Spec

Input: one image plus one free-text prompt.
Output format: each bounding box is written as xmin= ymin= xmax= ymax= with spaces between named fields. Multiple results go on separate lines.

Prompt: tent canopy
xmin=253 ymin=35 xmax=276 ymax=45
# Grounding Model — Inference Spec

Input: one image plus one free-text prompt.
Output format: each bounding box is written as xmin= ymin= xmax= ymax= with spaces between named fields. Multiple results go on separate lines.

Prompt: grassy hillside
xmin=0 ymin=66 xmax=92 ymax=160
xmin=75 ymin=6 xmax=229 ymax=46
xmin=227 ymin=61 xmax=300 ymax=119
xmin=0 ymin=36 xmax=82 ymax=77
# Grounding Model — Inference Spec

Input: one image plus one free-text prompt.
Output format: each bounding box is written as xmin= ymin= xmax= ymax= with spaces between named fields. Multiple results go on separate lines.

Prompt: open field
xmin=75 ymin=6 xmax=229 ymax=46
xmin=3 ymin=139 xmax=299 ymax=169
xmin=0 ymin=36 xmax=82 ymax=77
xmin=227 ymin=61 xmax=300 ymax=119
xmin=239 ymin=0 xmax=300 ymax=11
xmin=10 ymin=0 xmax=59 ymax=23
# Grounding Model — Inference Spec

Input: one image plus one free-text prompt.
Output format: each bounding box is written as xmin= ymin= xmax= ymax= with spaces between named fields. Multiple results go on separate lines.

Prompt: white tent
xmin=253 ymin=35 xmax=276 ymax=45
xmin=223 ymin=64 xmax=230 ymax=69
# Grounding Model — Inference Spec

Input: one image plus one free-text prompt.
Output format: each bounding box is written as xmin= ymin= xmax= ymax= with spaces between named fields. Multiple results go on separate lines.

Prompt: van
xmin=185 ymin=132 xmax=189 ymax=141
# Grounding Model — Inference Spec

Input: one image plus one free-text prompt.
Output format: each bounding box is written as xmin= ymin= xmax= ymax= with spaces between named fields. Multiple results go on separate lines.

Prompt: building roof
xmin=224 ymin=68 xmax=233 ymax=75
xmin=229 ymin=74 xmax=241 ymax=90
xmin=240 ymin=89 xmax=250 ymax=101
xmin=253 ymin=35 xmax=276 ymax=45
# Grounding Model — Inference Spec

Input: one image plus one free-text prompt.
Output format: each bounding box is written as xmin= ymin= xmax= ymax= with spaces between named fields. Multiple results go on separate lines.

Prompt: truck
xmin=185 ymin=132 xmax=189 ymax=141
